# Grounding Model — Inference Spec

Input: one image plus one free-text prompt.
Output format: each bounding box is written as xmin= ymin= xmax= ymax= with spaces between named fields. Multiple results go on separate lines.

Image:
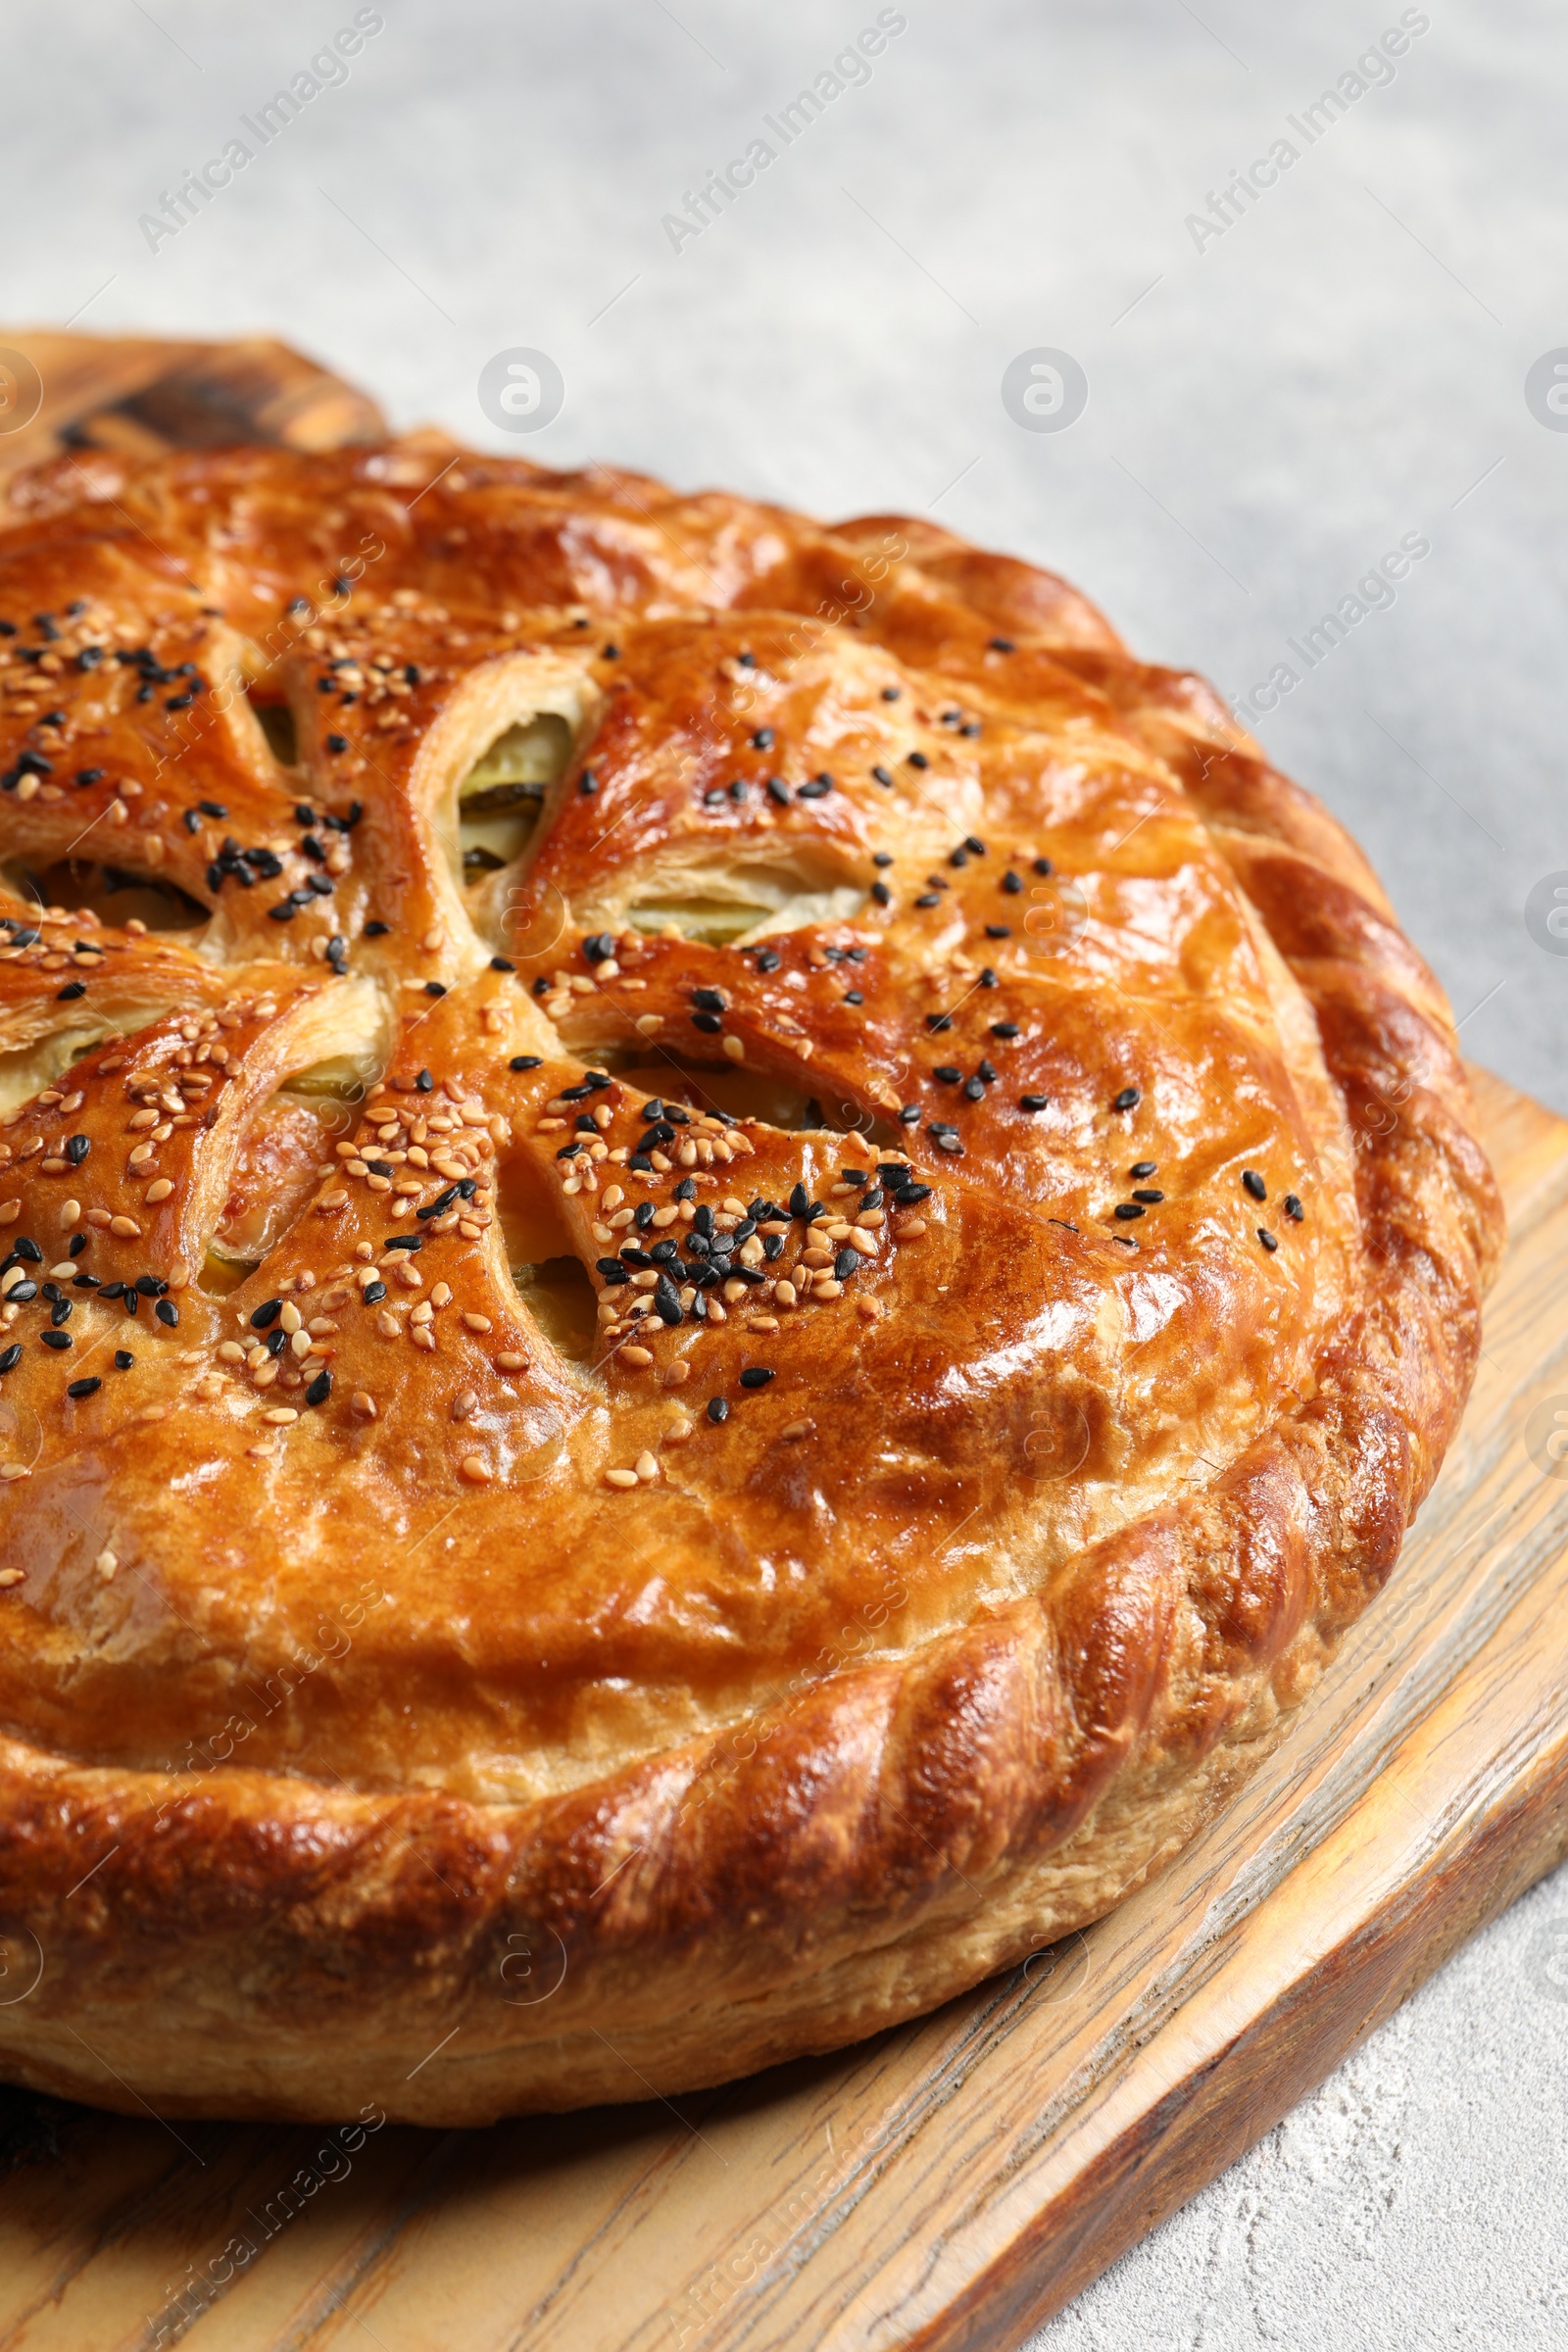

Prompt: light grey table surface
xmin=4 ymin=3 xmax=1566 ymax=2344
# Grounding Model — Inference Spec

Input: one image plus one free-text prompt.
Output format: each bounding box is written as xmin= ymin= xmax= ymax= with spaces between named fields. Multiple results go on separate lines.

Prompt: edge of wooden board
xmin=0 ymin=328 xmax=385 ymax=480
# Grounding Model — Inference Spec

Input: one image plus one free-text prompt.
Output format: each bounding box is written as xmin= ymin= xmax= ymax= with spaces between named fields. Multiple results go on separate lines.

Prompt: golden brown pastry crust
xmin=0 ymin=443 xmax=1501 ymax=2121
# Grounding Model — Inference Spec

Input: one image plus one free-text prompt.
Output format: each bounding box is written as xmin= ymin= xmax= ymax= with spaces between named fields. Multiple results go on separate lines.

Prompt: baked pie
xmin=0 ymin=440 xmax=1501 ymax=2121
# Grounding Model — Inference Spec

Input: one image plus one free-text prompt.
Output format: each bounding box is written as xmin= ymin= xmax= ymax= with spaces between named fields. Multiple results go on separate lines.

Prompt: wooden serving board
xmin=0 ymin=328 xmax=383 ymax=480
xmin=2 ymin=336 xmax=1567 ymax=2352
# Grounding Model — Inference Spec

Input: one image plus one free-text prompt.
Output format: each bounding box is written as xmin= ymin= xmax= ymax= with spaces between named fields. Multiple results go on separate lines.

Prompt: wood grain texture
xmin=0 ymin=330 xmax=384 ymax=479
xmin=0 ymin=336 xmax=1562 ymax=2351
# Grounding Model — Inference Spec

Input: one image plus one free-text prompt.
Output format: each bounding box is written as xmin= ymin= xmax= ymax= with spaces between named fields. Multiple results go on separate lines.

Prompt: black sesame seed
xmin=1002 ymin=871 xmax=1022 ymax=895
xmin=766 ymin=776 xmax=791 ymax=806
xmin=74 ymin=768 xmax=105 ymax=785
xmin=416 ymin=1069 xmax=433 ymax=1092
xmin=1019 ymin=1094 xmax=1048 ymax=1112
xmin=739 ymin=1366 xmax=774 ymax=1390
xmin=870 ymin=881 xmax=892 ymax=906
xmin=491 ymin=956 xmax=515 ymax=972
xmin=365 ymin=920 xmax=390 ymax=937
xmin=1113 ymin=1203 xmax=1145 ymax=1221
xmin=0 ymin=1346 xmax=19 ymax=1374
xmin=1258 ymin=1227 xmax=1279 ymax=1252
xmin=510 ymin=1054 xmax=543 ymax=1071
xmin=578 ymin=770 xmax=599 ymax=795
xmin=363 ymin=1281 xmax=387 ymax=1305
xmin=1033 ymin=857 xmax=1053 ymax=876
xmin=914 ymin=893 xmax=941 ymax=909
xmin=40 ymin=1331 xmax=72 ymax=1350
xmin=872 ymin=852 xmax=894 ymax=868
xmin=305 ymin=1369 xmax=332 ymax=1406
xmin=906 ymin=751 xmax=928 ymax=770
xmin=755 ymin=949 xmax=782 ymax=972
xmin=1243 ymin=1170 xmax=1267 ymax=1201
xmin=67 ymin=1377 xmax=102 ymax=1398
xmin=925 ymin=1013 xmax=954 ymax=1033
xmin=991 ymin=1022 xmax=1020 ymax=1040
xmin=751 ymin=728 xmax=774 ymax=750
xmin=250 ymin=1298 xmax=283 ymax=1329
xmin=984 ymin=924 xmax=1011 ymax=939
xmin=707 ymin=1396 xmax=729 ymax=1423
xmin=423 ymin=982 xmax=446 ymax=999
xmin=1132 ymin=1189 xmax=1164 ymax=1204
xmin=68 ymin=1236 xmax=86 ymax=1258
xmin=692 ymin=1011 xmax=723 ymax=1034
xmin=1113 ymin=1088 xmax=1141 ymax=1112
xmin=1131 ymin=1161 xmax=1157 ymax=1179
xmin=1284 ymin=1194 xmax=1304 ymax=1221
xmin=899 ymin=1103 xmax=921 ymax=1124
xmin=881 ymin=685 xmax=902 ymax=700
xmin=114 ymin=1349 xmax=134 ymax=1369
xmin=988 ymin=636 xmax=1014 ymax=653
xmin=933 ymin=1064 xmax=960 ymax=1084
xmin=56 ymin=981 xmax=87 ymax=1001
xmin=871 ymin=765 xmax=895 ymax=787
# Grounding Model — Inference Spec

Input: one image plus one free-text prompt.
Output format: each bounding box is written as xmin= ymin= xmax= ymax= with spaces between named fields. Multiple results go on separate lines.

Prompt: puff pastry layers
xmin=0 ymin=441 xmax=1501 ymax=2121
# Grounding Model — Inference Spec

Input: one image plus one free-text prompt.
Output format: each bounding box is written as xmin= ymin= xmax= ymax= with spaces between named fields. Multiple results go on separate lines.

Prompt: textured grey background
xmin=3 ymin=2 xmax=1566 ymax=2343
